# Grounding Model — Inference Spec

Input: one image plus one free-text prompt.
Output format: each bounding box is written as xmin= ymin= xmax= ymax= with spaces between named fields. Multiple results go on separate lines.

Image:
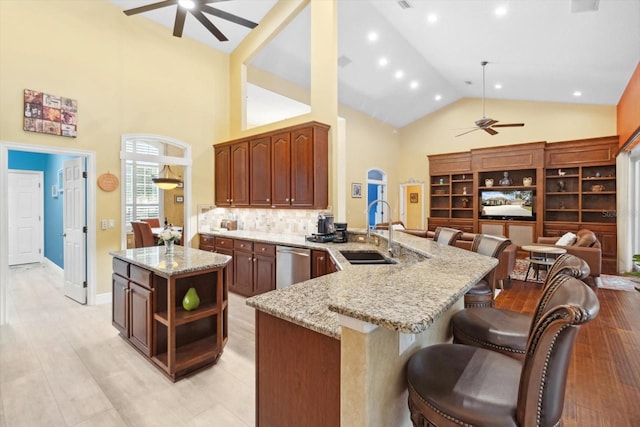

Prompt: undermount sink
xmin=340 ymin=250 xmax=397 ymax=265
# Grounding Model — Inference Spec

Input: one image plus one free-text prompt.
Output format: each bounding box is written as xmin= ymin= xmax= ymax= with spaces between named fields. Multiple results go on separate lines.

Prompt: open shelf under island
xmin=110 ymin=245 xmax=231 ymax=382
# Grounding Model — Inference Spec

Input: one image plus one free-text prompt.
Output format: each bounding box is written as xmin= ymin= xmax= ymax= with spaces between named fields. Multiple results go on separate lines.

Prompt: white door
xmin=8 ymin=171 xmax=43 ymax=265
xmin=63 ymin=157 xmax=87 ymax=304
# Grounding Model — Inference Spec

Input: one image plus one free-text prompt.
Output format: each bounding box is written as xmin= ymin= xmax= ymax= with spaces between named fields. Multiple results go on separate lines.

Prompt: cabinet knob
xmin=319 ymin=256 xmax=324 ymax=261
xmin=248 ymin=257 xmax=252 ymax=261
xmin=266 ymin=198 xmax=270 ymax=202
xmin=291 ymin=199 xmax=295 ymax=202
xmin=253 ymin=258 xmax=256 ymax=262
xmin=286 ymin=198 xmax=289 ymax=202
xmin=261 ymin=247 xmax=266 ymax=251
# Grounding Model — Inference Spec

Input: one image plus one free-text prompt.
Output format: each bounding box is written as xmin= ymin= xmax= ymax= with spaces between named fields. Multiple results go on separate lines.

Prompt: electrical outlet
xmin=101 ymin=219 xmax=108 ymax=230
xmin=108 ymin=219 xmax=115 ymax=229
xmin=357 ymin=235 xmax=366 ymax=242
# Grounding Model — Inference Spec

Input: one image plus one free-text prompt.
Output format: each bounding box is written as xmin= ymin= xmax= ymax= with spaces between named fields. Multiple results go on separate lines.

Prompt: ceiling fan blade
xmin=191 ymin=10 xmax=228 ymax=41
xmin=123 ymin=0 xmax=176 ymax=16
xmin=173 ymin=7 xmax=187 ymax=37
xmin=492 ymin=123 xmax=525 ymax=128
xmin=483 ymin=127 xmax=498 ymax=136
xmin=455 ymin=127 xmax=481 ymax=137
xmin=201 ymin=4 xmax=259 ymax=29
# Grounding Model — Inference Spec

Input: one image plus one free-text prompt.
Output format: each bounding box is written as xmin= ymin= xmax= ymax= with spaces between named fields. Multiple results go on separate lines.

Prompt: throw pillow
xmin=556 ymin=232 xmax=577 ymax=246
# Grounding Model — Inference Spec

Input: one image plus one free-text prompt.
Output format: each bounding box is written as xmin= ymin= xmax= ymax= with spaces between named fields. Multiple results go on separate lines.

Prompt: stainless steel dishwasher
xmin=276 ymin=246 xmax=311 ymax=289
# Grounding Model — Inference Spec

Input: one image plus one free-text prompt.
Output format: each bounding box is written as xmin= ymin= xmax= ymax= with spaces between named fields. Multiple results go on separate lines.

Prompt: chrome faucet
xmin=366 ymin=199 xmax=395 ymax=257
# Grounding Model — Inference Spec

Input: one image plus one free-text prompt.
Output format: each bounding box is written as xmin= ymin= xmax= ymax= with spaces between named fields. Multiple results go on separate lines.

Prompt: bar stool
xmin=464 ymin=234 xmax=511 ymax=308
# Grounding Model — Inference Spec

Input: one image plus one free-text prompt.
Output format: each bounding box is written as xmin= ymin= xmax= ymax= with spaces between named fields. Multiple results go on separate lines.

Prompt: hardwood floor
xmin=1 ymin=263 xmax=638 ymax=426
xmin=496 ymin=279 xmax=640 ymax=427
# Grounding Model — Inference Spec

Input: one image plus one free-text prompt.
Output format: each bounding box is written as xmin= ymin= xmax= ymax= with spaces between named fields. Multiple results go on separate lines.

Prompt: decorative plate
xmin=97 ymin=173 xmax=119 ymax=192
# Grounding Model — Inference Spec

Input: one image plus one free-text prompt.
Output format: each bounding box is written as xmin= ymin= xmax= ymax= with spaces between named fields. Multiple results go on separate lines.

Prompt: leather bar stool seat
xmin=464 ymin=234 xmax=512 ymax=308
xmin=452 ymin=254 xmax=590 ymax=360
xmin=408 ymin=274 xmax=599 ymax=427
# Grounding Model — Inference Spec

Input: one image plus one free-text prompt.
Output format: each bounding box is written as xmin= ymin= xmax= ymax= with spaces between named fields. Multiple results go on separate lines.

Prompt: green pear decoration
xmin=182 ymin=287 xmax=200 ymax=311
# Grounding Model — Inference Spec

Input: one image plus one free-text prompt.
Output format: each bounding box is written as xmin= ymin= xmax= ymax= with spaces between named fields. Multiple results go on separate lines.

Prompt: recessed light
xmin=573 ymin=91 xmax=582 ymax=97
xmin=427 ymin=13 xmax=438 ymax=23
xmin=494 ymin=83 xmax=502 ymax=89
xmin=367 ymin=31 xmax=379 ymax=42
xmin=410 ymin=81 xmax=419 ymax=89
xmin=378 ymin=57 xmax=388 ymax=67
xmin=434 ymin=94 xmax=442 ymax=101
xmin=395 ymin=70 xmax=405 ymax=79
xmin=495 ymin=6 xmax=507 ymax=16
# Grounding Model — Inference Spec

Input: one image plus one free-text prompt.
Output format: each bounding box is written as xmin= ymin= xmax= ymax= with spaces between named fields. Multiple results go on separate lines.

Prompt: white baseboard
xmin=44 ymin=257 xmax=63 ymax=274
xmin=95 ymin=292 xmax=111 ymax=305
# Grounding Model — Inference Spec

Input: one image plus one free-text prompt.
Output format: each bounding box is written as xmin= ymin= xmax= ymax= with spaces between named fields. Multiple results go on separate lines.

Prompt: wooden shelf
xmin=154 ymin=304 xmax=222 ymax=326
xmin=153 ymin=335 xmax=220 ymax=372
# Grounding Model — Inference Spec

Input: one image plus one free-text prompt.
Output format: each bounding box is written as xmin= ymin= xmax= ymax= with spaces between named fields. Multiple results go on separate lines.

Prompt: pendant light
xmin=152 ymin=165 xmax=182 ymax=190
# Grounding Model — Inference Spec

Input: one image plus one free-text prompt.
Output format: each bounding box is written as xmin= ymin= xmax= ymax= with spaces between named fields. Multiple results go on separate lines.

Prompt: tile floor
xmin=0 ymin=263 xmax=256 ymax=427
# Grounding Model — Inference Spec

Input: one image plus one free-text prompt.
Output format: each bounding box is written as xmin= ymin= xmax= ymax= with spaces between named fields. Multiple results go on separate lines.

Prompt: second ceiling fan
xmin=123 ymin=0 xmax=258 ymax=41
xmin=456 ymin=61 xmax=525 ymax=137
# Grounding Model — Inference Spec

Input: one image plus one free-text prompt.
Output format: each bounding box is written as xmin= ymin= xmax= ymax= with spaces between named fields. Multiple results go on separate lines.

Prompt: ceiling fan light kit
xmin=456 ymin=61 xmax=525 ymax=137
xmin=123 ymin=0 xmax=258 ymax=41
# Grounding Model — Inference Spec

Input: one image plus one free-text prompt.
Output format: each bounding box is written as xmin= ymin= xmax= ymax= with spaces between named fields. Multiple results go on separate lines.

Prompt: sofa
xmin=402 ymin=229 xmax=518 ymax=288
xmin=535 ymin=229 xmax=602 ymax=286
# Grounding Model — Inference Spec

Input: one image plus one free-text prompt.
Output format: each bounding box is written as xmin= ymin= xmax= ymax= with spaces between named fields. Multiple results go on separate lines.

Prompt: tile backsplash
xmin=198 ymin=207 xmax=325 ymax=236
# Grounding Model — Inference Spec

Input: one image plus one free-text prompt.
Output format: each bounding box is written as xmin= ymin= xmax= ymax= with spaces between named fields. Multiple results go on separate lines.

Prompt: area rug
xmin=511 ymin=259 xmax=639 ymax=292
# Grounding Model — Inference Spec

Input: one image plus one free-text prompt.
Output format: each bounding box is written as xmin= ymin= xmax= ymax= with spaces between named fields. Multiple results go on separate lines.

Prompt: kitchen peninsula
xmin=213 ymin=230 xmax=497 ymax=426
xmin=110 ymin=246 xmax=231 ymax=381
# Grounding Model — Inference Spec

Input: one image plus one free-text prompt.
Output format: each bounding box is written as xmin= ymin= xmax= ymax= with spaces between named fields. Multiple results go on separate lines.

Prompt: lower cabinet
xmin=312 ymin=249 xmax=340 ymax=277
xmin=232 ymin=239 xmax=276 ymax=297
xmin=112 ymin=260 xmax=153 ymax=356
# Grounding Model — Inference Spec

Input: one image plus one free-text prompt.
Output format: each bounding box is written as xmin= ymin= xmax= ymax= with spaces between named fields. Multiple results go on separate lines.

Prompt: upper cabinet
xmin=214 ymin=122 xmax=330 ymax=209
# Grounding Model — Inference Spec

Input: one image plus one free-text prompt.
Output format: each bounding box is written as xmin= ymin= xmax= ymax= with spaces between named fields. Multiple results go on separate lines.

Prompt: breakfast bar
xmin=244 ymin=230 xmax=498 ymax=427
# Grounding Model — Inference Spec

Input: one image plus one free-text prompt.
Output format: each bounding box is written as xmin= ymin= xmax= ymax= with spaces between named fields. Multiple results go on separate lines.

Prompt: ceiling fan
xmin=123 ymin=0 xmax=258 ymax=41
xmin=456 ymin=61 xmax=525 ymax=137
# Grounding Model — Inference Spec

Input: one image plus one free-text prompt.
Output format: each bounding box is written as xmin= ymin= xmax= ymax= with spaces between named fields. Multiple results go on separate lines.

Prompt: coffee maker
xmin=317 ymin=212 xmax=334 ymax=235
xmin=333 ymin=222 xmax=348 ymax=243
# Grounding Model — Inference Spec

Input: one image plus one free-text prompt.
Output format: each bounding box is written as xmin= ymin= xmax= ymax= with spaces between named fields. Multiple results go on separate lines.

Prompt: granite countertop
xmin=110 ymin=246 xmax=231 ymax=277
xmin=209 ymin=229 xmax=497 ymax=339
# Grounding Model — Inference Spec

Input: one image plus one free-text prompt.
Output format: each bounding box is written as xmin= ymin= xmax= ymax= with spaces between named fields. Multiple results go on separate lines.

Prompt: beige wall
xmin=0 ymin=0 xmax=230 ymax=295
xmin=399 ymin=98 xmax=617 ymax=225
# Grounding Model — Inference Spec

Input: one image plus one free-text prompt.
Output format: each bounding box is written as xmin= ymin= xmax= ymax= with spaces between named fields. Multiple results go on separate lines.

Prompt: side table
xmin=520 ymin=245 xmax=567 ymax=282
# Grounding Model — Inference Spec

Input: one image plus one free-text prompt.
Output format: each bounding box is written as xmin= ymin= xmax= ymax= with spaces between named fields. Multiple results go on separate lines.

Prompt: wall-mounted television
xmin=480 ymin=189 xmax=535 ymax=220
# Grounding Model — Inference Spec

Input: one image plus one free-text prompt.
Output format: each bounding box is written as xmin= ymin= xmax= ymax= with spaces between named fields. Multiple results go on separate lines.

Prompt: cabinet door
xmin=112 ymin=274 xmax=129 ymax=337
xmin=327 ymin=255 xmax=339 ymax=273
xmin=230 ymin=142 xmax=250 ymax=206
xmin=290 ymin=127 xmax=314 ymax=207
xmin=311 ymin=250 xmax=327 ymax=278
xmin=129 ymin=282 xmax=152 ymax=356
xmin=214 ymin=146 xmax=231 ymax=206
xmin=250 ymin=137 xmax=272 ymax=206
xmin=254 ymin=254 xmax=276 ymax=295
xmin=216 ymin=247 xmax=233 ymax=289
xmin=233 ymin=249 xmax=254 ymax=296
xmin=271 ymin=132 xmax=291 ymax=206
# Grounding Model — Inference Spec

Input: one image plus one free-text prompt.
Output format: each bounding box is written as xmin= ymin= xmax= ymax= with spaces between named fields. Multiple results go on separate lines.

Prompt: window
xmin=124 ymin=139 xmax=162 ymax=226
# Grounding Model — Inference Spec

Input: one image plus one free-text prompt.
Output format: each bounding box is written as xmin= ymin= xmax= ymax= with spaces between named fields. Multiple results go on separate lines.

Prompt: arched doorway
xmin=366 ymin=168 xmax=388 ymax=229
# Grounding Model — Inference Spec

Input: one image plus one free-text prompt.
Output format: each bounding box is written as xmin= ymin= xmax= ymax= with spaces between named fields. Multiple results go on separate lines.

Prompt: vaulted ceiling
xmin=111 ymin=0 xmax=640 ymax=128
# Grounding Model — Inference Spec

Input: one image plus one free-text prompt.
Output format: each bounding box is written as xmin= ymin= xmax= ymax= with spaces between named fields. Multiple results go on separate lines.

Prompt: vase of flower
xmin=158 ymin=228 xmax=182 ymax=255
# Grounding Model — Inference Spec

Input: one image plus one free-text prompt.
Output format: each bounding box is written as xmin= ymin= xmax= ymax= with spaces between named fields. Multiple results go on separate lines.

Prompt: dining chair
xmin=452 ymin=253 xmax=590 ymax=360
xmin=407 ymin=273 xmax=599 ymax=427
xmin=141 ymin=218 xmax=161 ymax=228
xmin=137 ymin=221 xmax=157 ymax=247
xmin=131 ymin=222 xmax=143 ymax=248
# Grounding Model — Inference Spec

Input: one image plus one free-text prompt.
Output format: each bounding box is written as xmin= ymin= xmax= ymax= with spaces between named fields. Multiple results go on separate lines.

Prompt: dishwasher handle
xmin=276 ymin=246 xmax=310 ymax=257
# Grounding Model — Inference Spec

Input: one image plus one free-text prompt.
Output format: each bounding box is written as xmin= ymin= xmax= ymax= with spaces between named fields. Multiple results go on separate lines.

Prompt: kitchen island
xmin=210 ymin=229 xmax=497 ymax=426
xmin=110 ymin=246 xmax=231 ymax=381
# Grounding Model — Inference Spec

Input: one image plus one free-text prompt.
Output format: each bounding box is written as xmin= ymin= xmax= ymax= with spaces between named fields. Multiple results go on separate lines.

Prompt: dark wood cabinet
xmin=111 ymin=259 xmax=154 ymax=357
xmin=250 ymin=137 xmax=271 ymax=206
xmin=214 ymin=121 xmax=329 ymax=209
xmin=230 ymin=238 xmax=276 ymax=297
xmin=311 ymin=250 xmax=327 ymax=278
xmin=214 ymin=142 xmax=250 ymax=207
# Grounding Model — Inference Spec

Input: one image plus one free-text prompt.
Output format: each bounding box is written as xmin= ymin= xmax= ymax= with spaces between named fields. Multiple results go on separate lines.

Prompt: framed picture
xmin=410 ymin=192 xmax=418 ymax=203
xmin=351 ymin=183 xmax=362 ymax=198
xmin=175 ymin=195 xmax=184 ymax=203
xmin=177 ymin=182 xmax=184 ymax=188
